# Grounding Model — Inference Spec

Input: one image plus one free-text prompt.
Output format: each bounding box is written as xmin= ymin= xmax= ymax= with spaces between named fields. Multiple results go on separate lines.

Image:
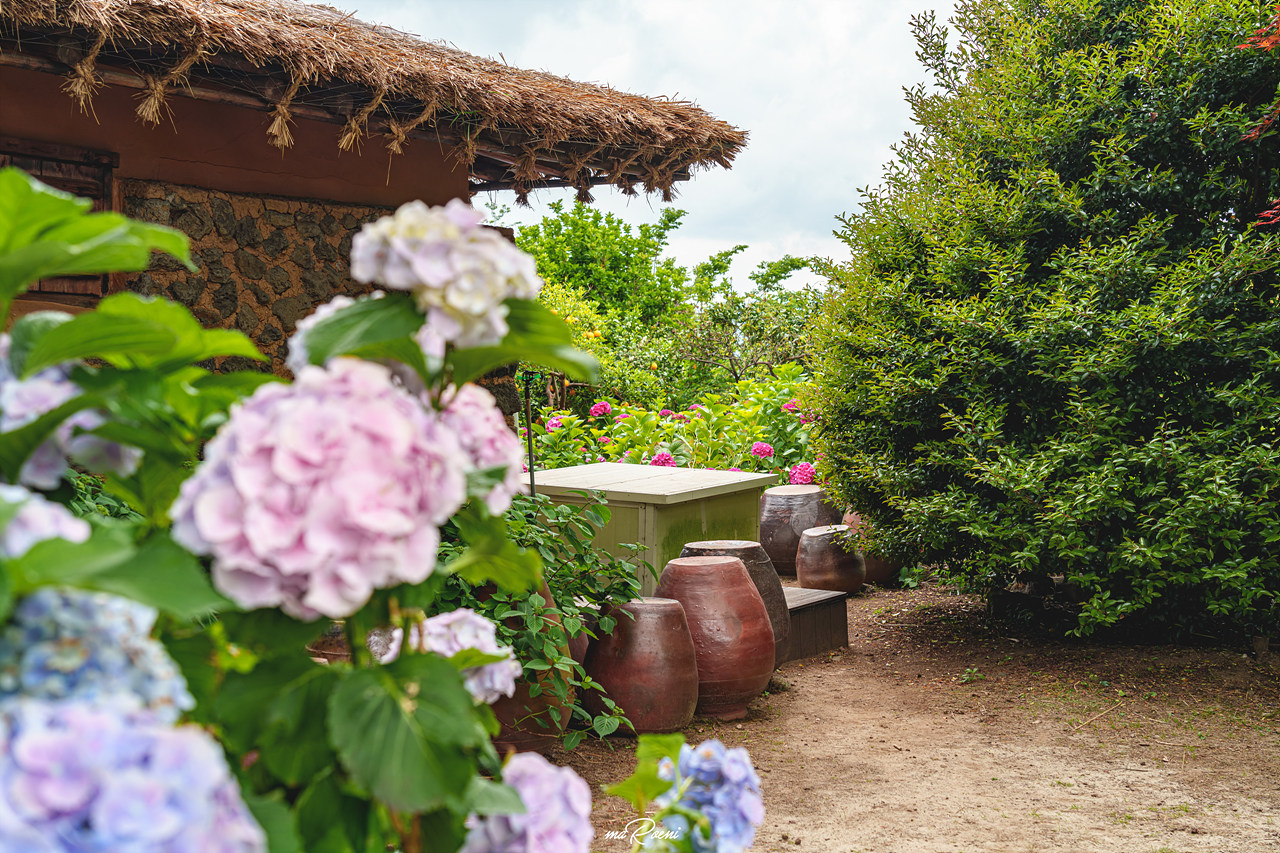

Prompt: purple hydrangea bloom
xmin=0 ymin=699 xmax=265 ymax=852
xmin=0 ymin=484 xmax=90 ymax=559
xmin=379 ymin=608 xmax=521 ymax=705
xmin=170 ymin=358 xmax=467 ymax=621
xmin=545 ymin=416 xmax=564 ymax=431
xmin=658 ymin=409 xmax=674 ymax=417
xmin=649 ymin=452 xmax=677 ymax=467
xmin=349 ymin=200 xmax=542 ymax=351
xmin=788 ymin=463 xmax=816 ymax=485
xmin=589 ymin=401 xmax=611 ymax=417
xmin=0 ymin=589 xmax=194 ymax=723
xmin=440 ymin=384 xmax=525 ymax=515
xmin=460 ymin=752 xmax=593 ymax=853
xmin=749 ymin=442 xmax=774 ymax=459
xmin=653 ymin=740 xmax=764 ymax=853
xmin=0 ymin=336 xmax=140 ymax=489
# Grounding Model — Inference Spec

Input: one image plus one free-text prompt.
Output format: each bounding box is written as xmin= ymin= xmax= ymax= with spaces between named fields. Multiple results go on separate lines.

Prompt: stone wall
xmin=118 ymin=179 xmax=522 ymax=421
xmin=120 ymin=179 xmax=383 ymax=373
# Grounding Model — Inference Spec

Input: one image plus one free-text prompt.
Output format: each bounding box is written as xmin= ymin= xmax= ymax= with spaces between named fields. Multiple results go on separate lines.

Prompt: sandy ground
xmin=553 ymin=584 xmax=1280 ymax=853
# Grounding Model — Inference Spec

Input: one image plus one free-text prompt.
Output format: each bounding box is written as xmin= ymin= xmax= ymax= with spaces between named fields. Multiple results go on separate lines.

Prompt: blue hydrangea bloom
xmin=0 ymin=588 xmax=194 ymax=723
xmin=0 ymin=698 xmax=264 ymax=852
xmin=651 ymin=740 xmax=765 ymax=853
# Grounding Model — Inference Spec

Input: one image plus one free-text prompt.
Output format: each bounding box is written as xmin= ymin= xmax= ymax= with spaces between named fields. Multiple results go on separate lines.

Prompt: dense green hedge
xmin=811 ymin=0 xmax=1280 ymax=638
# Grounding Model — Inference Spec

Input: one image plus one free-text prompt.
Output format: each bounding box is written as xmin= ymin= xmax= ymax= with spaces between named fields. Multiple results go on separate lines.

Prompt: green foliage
xmin=436 ymin=492 xmax=641 ymax=749
xmin=529 ymin=364 xmax=814 ymax=482
xmin=811 ymin=0 xmax=1280 ymax=639
xmin=516 ymin=201 xmax=689 ymax=325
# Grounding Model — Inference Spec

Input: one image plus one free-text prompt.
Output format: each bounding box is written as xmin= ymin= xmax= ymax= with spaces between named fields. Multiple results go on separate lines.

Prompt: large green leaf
xmin=241 ymin=790 xmax=303 ymax=853
xmin=604 ymin=733 xmax=685 ymax=814
xmin=7 ymin=526 xmax=228 ymax=620
xmin=214 ymin=655 xmax=319 ymax=754
xmin=294 ymin=771 xmax=375 ymax=853
xmin=446 ymin=503 xmax=542 ymax=593
xmin=259 ymin=665 xmax=342 ymax=785
xmin=0 ymin=168 xmax=193 ymax=304
xmin=302 ymin=292 xmax=425 ymax=368
xmin=7 ymin=311 xmax=72 ymax=375
xmin=327 ymin=655 xmax=485 ymax=813
xmin=21 ymin=312 xmax=180 ymax=376
xmin=447 ymin=299 xmax=599 ymax=384
xmin=94 ymin=293 xmax=265 ymax=369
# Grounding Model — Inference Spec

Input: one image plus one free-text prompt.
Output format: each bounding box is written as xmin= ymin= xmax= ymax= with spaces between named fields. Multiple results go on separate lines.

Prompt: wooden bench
xmin=780 ymin=587 xmax=849 ymax=663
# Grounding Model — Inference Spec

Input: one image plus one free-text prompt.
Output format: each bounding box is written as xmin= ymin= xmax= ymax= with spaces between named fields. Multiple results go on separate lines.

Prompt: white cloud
xmin=356 ymin=0 xmax=955 ymax=285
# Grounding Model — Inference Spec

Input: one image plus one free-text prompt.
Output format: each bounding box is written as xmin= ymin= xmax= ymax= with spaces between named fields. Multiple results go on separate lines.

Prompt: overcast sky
xmin=354 ymin=0 xmax=957 ymax=288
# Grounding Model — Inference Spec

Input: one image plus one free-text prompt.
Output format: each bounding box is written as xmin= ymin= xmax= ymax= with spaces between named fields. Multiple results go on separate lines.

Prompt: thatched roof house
xmin=0 ymin=0 xmax=745 ymax=380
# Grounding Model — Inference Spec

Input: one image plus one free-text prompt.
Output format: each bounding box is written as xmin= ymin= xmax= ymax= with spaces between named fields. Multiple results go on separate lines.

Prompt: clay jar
xmin=656 ymin=556 xmax=775 ymax=721
xmin=842 ymin=511 xmax=904 ymax=586
xmin=759 ymin=485 xmax=841 ymax=575
xmin=583 ymin=598 xmax=699 ymax=733
xmin=797 ymin=524 xmax=866 ymax=594
xmin=680 ymin=539 xmax=790 ymax=669
xmin=491 ymin=581 xmax=573 ymax=754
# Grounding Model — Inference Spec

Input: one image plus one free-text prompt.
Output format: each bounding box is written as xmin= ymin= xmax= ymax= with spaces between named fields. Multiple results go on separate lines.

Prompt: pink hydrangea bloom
xmin=782 ymin=399 xmax=799 ymax=413
xmin=589 ymin=401 xmax=612 ymax=417
xmin=789 ymin=462 xmax=817 ymax=485
xmin=728 ymin=467 xmax=742 ymax=472
xmin=545 ymin=417 xmax=564 ymax=431
xmin=658 ymin=409 xmax=674 ymax=417
xmin=380 ymin=608 xmax=521 ymax=705
xmin=440 ymin=384 xmax=525 ymax=515
xmin=750 ymin=442 xmax=775 ymax=459
xmin=614 ymin=413 xmax=630 ymax=422
xmin=689 ymin=404 xmax=703 ymax=411
xmin=672 ymin=413 xmax=690 ymax=423
xmin=461 ymin=753 xmax=593 ymax=853
xmin=349 ymin=200 xmax=542 ymax=350
xmin=170 ymin=359 xmax=467 ymax=621
xmin=649 ymin=452 xmax=677 ymax=467
xmin=0 ymin=484 xmax=90 ymax=558
xmin=598 ymin=436 xmax=612 ymax=444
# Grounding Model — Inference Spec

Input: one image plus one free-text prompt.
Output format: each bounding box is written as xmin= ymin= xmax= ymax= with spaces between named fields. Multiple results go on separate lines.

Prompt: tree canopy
xmin=811 ymin=0 xmax=1280 ymax=639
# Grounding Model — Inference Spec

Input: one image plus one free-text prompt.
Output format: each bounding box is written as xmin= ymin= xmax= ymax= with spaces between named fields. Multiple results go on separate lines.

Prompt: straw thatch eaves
xmin=0 ymin=0 xmax=747 ymax=203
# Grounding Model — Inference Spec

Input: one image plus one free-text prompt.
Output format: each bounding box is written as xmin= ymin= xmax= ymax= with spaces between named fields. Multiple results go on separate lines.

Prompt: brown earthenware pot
xmin=759 ymin=485 xmax=841 ymax=575
xmin=679 ymin=539 xmax=790 ymax=668
xmin=655 ymin=556 xmax=774 ymax=721
xmin=797 ymin=524 xmax=866 ymax=594
xmin=842 ymin=511 xmax=904 ymax=586
xmin=491 ymin=678 xmax=570 ymax=755
xmin=583 ymin=598 xmax=699 ymax=733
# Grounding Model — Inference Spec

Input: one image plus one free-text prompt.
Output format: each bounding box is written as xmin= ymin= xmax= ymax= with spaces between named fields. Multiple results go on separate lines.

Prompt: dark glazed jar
xmin=759 ymin=485 xmax=841 ymax=575
xmin=680 ymin=539 xmax=789 ymax=668
xmin=583 ymin=598 xmax=699 ymax=734
xmin=797 ymin=524 xmax=866 ymax=593
xmin=655 ymin=556 xmax=774 ymax=721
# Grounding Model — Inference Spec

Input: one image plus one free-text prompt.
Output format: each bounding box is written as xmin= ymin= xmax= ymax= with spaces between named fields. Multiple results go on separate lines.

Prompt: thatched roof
xmin=0 ymin=0 xmax=747 ymax=202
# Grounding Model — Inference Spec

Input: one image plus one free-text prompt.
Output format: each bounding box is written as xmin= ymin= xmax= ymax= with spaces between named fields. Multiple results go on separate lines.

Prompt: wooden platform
xmin=780 ymin=587 xmax=849 ymax=663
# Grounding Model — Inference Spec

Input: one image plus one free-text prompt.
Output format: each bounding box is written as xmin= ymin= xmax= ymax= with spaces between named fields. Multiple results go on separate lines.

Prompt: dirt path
xmin=554 ymin=585 xmax=1280 ymax=853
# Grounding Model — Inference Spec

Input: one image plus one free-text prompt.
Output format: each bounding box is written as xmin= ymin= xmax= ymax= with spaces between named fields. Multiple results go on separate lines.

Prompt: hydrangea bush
xmin=0 ymin=169 xmax=764 ymax=853
xmin=529 ymin=363 xmax=817 ymax=484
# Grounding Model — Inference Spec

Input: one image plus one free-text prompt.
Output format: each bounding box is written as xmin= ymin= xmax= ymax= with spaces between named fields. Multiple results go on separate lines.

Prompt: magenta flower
xmin=170 ymin=359 xmax=467 ymax=621
xmin=659 ymin=409 xmax=674 ymax=417
xmin=750 ymin=441 xmax=775 ymax=459
xmin=789 ymin=462 xmax=817 ymax=485
xmin=589 ymin=401 xmax=612 ymax=417
xmin=649 ymin=452 xmax=677 ymax=467
xmin=728 ymin=467 xmax=742 ymax=472
xmin=546 ymin=416 xmax=564 ymax=431
xmin=672 ymin=413 xmax=690 ymax=423
xmin=598 ymin=436 xmax=612 ymax=444
xmin=614 ymin=413 xmax=630 ymax=422
xmin=782 ymin=399 xmax=799 ymax=413
xmin=689 ymin=404 xmax=703 ymax=411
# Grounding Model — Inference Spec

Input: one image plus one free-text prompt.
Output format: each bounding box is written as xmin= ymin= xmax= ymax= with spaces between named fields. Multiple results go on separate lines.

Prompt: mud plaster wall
xmin=118 ymin=179 xmax=522 ymax=420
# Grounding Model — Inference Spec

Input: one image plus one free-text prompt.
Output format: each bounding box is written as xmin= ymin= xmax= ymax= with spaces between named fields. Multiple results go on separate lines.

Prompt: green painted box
xmin=521 ymin=463 xmax=778 ymax=595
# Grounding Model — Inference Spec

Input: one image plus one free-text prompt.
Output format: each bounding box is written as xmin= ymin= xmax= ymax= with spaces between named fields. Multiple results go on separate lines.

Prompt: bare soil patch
xmin=551 ymin=583 xmax=1280 ymax=853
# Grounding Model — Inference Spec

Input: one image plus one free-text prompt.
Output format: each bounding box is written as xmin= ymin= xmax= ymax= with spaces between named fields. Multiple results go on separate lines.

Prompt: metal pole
xmin=521 ymin=371 xmax=537 ymax=499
